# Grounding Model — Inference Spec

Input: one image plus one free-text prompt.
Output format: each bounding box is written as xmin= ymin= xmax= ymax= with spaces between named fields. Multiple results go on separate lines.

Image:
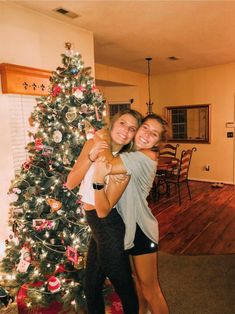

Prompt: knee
xmin=141 ymin=285 xmax=152 ymax=302
xmin=140 ymin=280 xmax=161 ymax=301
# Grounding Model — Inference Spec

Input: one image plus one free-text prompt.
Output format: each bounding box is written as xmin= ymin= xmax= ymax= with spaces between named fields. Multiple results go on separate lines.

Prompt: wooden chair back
xmin=159 ymin=143 xmax=179 ymax=158
xmin=165 ymin=147 xmax=197 ymax=205
xmin=177 ymin=147 xmax=197 ymax=182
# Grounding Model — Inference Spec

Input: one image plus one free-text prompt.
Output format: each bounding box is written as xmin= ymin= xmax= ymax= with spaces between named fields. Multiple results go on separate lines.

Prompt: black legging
xmin=84 ymin=208 xmax=139 ymax=314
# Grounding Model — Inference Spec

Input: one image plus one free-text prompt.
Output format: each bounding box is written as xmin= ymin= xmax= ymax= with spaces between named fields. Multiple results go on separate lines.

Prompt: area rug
xmin=158 ymin=251 xmax=235 ymax=314
xmin=1 ymin=252 xmax=234 ymax=314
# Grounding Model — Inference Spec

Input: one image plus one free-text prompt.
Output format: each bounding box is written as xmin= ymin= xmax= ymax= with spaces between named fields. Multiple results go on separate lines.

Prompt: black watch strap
xmin=92 ymin=183 xmax=105 ymax=190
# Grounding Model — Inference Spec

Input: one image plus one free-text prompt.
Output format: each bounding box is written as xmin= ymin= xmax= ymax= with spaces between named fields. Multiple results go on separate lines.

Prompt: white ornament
xmin=8 ymin=231 xmax=19 ymax=245
xmin=17 ymin=259 xmax=30 ymax=273
xmin=86 ymin=132 xmax=94 ymax=140
xmin=13 ymin=188 xmax=21 ymax=194
xmin=80 ymin=104 xmax=88 ymax=114
xmin=73 ymin=89 xmax=83 ymax=99
xmin=53 ymin=130 xmax=62 ymax=143
xmin=9 ymin=193 xmax=18 ymax=202
xmin=20 ymin=247 xmax=31 ymax=262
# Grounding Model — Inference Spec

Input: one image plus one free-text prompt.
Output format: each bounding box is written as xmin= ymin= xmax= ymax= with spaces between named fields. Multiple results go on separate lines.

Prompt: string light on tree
xmin=1 ymin=43 xmax=105 ymax=312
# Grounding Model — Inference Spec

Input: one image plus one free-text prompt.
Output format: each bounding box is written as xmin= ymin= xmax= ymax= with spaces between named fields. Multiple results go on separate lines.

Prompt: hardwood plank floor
xmin=149 ymin=180 xmax=235 ymax=255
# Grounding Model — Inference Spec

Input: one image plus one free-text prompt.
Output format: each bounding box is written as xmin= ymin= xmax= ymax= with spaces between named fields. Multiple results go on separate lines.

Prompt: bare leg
xmin=129 ymin=256 xmax=149 ymax=314
xmin=132 ymin=252 xmax=169 ymax=314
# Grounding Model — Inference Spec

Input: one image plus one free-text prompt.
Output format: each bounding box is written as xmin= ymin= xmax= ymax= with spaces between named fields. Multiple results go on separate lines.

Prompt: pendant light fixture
xmin=145 ymin=57 xmax=153 ymax=114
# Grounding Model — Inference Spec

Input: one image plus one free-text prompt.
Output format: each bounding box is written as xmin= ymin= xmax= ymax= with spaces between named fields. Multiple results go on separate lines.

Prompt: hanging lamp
xmin=145 ymin=57 xmax=154 ymax=114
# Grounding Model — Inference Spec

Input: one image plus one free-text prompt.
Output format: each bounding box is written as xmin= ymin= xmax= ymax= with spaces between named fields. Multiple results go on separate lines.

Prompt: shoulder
xmin=139 ymin=149 xmax=158 ymax=161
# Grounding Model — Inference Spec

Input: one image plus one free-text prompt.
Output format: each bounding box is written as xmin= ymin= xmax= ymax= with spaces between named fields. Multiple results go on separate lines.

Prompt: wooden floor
xmin=149 ymin=180 xmax=235 ymax=255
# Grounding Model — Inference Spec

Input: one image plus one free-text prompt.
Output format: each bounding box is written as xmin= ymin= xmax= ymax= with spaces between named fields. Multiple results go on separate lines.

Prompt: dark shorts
xmin=126 ymin=224 xmax=158 ymax=256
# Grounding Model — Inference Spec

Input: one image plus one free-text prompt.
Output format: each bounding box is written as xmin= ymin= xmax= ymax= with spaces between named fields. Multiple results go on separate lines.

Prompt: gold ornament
xmin=28 ymin=116 xmax=35 ymax=127
xmin=47 ymin=198 xmax=62 ymax=212
xmin=65 ymin=110 xmax=77 ymax=123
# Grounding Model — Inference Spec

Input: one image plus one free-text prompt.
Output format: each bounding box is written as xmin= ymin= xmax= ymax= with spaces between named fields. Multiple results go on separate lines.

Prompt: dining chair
xmin=165 ymin=147 xmax=197 ymax=205
xmin=159 ymin=143 xmax=179 ymax=158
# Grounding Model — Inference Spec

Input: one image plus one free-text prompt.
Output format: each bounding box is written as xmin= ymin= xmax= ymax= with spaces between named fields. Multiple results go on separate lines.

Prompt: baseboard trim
xmin=189 ymin=178 xmax=234 ymax=185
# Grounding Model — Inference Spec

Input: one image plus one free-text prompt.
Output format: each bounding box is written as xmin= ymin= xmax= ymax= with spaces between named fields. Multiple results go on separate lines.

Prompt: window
xmin=166 ymin=104 xmax=210 ymax=143
xmin=171 ymin=108 xmax=187 ymax=139
xmin=109 ymin=102 xmax=131 ymax=117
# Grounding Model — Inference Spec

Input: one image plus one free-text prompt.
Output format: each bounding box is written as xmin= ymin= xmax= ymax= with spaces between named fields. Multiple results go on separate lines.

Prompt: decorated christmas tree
xmin=0 ymin=43 xmax=105 ymax=313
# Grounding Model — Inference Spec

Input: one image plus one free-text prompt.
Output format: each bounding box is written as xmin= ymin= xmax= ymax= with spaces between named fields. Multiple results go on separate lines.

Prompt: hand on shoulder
xmin=94 ymin=129 xmax=110 ymax=143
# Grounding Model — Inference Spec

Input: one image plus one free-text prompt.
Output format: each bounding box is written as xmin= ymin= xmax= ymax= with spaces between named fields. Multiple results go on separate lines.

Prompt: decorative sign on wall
xmin=0 ymin=63 xmax=51 ymax=96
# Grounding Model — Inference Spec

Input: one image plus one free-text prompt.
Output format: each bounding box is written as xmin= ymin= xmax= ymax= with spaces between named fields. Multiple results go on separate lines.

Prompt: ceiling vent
xmin=168 ymin=56 xmax=180 ymax=61
xmin=53 ymin=7 xmax=79 ymax=19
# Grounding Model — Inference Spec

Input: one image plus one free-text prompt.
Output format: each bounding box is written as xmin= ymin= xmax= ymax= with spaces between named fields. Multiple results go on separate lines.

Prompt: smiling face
xmin=110 ymin=113 xmax=139 ymax=151
xmin=134 ymin=118 xmax=163 ymax=150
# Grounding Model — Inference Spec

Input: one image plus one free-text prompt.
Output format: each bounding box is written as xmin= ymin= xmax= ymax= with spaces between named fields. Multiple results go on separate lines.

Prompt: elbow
xmin=66 ymin=182 xmax=74 ymax=190
xmin=96 ymin=211 xmax=109 ymax=218
xmin=66 ymin=175 xmax=76 ymax=190
xmin=97 ymin=213 xmax=107 ymax=218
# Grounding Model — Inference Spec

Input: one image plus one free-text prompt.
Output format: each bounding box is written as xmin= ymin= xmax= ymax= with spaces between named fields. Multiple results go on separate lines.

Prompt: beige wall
xmin=0 ymin=2 xmax=94 ymax=256
xmin=95 ymin=63 xmax=148 ymax=116
xmin=152 ymin=63 xmax=235 ymax=184
xmin=0 ymin=2 xmax=94 ymax=70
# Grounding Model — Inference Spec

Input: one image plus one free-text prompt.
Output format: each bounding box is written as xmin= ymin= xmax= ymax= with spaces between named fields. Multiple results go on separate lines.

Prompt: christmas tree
xmin=0 ymin=43 xmax=105 ymax=313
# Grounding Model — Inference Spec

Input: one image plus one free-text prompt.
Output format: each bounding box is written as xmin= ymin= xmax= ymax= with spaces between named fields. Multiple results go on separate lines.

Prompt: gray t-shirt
xmin=116 ymin=151 xmax=159 ymax=250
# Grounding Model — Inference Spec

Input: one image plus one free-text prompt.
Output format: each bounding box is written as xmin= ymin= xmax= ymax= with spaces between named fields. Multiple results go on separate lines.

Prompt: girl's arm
xmin=93 ymin=157 xmax=129 ymax=217
xmin=109 ymin=150 xmax=157 ymax=174
xmin=66 ymin=139 xmax=108 ymax=190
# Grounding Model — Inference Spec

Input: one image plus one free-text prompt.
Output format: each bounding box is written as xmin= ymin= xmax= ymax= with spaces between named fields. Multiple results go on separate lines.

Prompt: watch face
xmin=93 ymin=183 xmax=105 ymax=190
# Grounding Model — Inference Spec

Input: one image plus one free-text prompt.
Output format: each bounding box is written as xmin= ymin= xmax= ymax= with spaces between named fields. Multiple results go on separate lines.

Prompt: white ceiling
xmin=9 ymin=0 xmax=235 ymax=75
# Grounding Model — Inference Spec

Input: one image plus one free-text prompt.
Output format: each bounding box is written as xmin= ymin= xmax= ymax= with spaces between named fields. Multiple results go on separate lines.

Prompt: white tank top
xmin=78 ymin=164 xmax=95 ymax=206
xmin=78 ymin=152 xmax=118 ymax=206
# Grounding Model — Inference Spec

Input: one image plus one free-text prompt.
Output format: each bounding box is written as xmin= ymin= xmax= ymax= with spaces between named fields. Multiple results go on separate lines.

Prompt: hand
xmin=89 ymin=141 xmax=109 ymax=162
xmin=94 ymin=129 xmax=110 ymax=143
xmin=110 ymin=174 xmax=129 ymax=184
xmin=93 ymin=156 xmax=112 ymax=182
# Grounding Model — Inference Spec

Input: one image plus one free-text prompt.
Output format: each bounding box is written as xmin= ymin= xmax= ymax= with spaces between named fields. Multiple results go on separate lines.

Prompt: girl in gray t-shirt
xmin=93 ymin=114 xmax=169 ymax=314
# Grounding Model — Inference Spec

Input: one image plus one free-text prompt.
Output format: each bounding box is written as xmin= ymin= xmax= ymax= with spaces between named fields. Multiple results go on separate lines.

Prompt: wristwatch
xmin=92 ymin=183 xmax=105 ymax=190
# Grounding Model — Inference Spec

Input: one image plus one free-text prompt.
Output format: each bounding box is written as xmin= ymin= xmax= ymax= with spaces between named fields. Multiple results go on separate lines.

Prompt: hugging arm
xmin=93 ymin=157 xmax=129 ymax=218
xmin=108 ymin=150 xmax=157 ymax=175
xmin=66 ymin=139 xmax=108 ymax=190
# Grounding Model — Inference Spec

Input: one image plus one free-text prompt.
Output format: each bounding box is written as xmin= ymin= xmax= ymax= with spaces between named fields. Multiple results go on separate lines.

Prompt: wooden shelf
xmin=0 ymin=63 xmax=51 ymax=96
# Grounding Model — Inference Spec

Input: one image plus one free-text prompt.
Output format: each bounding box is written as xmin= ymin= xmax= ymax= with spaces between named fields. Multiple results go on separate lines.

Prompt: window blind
xmin=8 ymin=95 xmax=36 ymax=172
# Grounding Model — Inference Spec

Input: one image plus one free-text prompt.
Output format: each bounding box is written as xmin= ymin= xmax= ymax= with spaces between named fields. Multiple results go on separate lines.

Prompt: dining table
xmin=157 ymin=156 xmax=179 ymax=171
xmin=149 ymin=156 xmax=179 ymax=202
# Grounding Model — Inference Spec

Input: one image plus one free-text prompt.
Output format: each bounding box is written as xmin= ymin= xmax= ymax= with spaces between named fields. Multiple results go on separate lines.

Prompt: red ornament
xmin=55 ymin=264 xmax=66 ymax=274
xmin=92 ymin=85 xmax=100 ymax=95
xmin=23 ymin=161 xmax=31 ymax=171
xmin=35 ymin=138 xmax=43 ymax=151
xmin=106 ymin=291 xmax=123 ymax=314
xmin=17 ymin=282 xmax=63 ymax=314
xmin=79 ymin=86 xmax=85 ymax=91
xmin=52 ymin=85 xmax=62 ymax=97
xmin=33 ymin=219 xmax=53 ymax=231
xmin=47 ymin=276 xmax=61 ymax=293
xmin=66 ymin=246 xmax=78 ymax=264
